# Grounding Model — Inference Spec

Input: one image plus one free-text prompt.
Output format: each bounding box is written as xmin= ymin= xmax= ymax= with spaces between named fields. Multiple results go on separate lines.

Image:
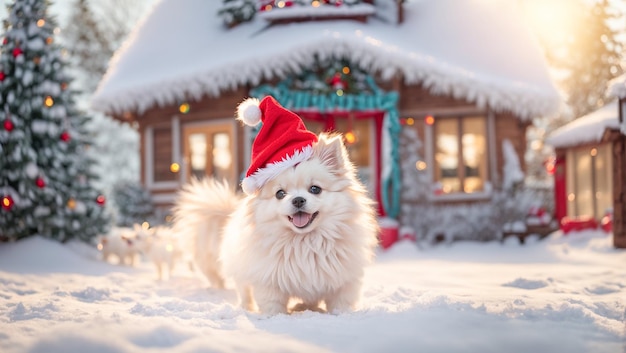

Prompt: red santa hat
xmin=237 ymin=96 xmax=318 ymax=195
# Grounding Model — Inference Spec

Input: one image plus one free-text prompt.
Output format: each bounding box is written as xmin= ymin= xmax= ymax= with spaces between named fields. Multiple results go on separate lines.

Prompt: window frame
xmin=424 ymin=110 xmax=496 ymax=202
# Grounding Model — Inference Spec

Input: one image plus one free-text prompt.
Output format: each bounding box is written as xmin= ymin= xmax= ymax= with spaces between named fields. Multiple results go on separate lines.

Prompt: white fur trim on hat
xmin=237 ymin=97 xmax=262 ymax=126
xmin=241 ymin=145 xmax=314 ymax=195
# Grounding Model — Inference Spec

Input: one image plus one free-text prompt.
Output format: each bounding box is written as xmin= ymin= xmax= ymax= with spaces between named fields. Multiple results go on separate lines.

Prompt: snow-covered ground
xmin=0 ymin=230 xmax=624 ymax=353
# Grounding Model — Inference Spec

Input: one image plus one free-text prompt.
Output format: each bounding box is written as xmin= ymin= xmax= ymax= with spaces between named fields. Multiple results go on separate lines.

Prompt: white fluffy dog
xmin=174 ymin=132 xmax=379 ymax=315
xmin=97 ymin=227 xmax=139 ymax=265
xmin=174 ymin=95 xmax=379 ymax=315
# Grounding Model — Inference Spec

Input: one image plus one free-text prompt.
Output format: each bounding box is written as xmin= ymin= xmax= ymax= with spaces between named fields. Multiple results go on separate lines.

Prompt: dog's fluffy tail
xmin=171 ymin=178 xmax=241 ymax=286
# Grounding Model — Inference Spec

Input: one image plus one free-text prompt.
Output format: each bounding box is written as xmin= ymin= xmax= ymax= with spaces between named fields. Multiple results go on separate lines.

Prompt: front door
xmin=182 ymin=122 xmax=236 ymax=184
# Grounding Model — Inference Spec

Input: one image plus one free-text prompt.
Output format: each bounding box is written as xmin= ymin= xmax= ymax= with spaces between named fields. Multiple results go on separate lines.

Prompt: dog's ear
xmin=313 ymin=133 xmax=354 ymax=175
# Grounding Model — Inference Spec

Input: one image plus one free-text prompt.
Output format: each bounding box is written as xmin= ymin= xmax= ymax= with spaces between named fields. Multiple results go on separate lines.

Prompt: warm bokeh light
xmin=142 ymin=222 xmax=150 ymax=230
xmin=2 ymin=197 xmax=10 ymax=207
xmin=170 ymin=162 xmax=180 ymax=173
xmin=179 ymin=103 xmax=190 ymax=114
xmin=44 ymin=96 xmax=54 ymax=107
xmin=36 ymin=19 xmax=45 ymax=27
xmin=425 ymin=115 xmax=435 ymax=125
xmin=336 ymin=89 xmax=344 ymax=96
xmin=312 ymin=1 xmax=321 ymax=8
xmin=405 ymin=117 xmax=415 ymax=126
xmin=344 ymin=131 xmax=357 ymax=144
xmin=416 ymin=160 xmax=427 ymax=171
xmin=342 ymin=66 xmax=350 ymax=75
xmin=590 ymin=148 xmax=598 ymax=156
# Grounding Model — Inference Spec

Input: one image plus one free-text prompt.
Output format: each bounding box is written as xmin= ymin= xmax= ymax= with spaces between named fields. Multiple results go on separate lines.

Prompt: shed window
xmin=153 ymin=126 xmax=176 ymax=182
xmin=433 ymin=115 xmax=488 ymax=194
xmin=566 ymin=144 xmax=612 ymax=219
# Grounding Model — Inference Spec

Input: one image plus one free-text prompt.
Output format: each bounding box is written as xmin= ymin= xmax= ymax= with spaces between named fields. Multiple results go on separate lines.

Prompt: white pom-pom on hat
xmin=237 ymin=97 xmax=262 ymax=126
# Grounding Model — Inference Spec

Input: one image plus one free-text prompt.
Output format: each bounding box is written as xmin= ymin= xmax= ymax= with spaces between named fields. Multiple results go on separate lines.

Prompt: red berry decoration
xmin=12 ymin=47 xmax=23 ymax=58
xmin=0 ymin=71 xmax=5 ymax=81
xmin=60 ymin=131 xmax=70 ymax=142
xmin=3 ymin=120 xmax=14 ymax=132
xmin=35 ymin=177 xmax=45 ymax=188
xmin=96 ymin=195 xmax=106 ymax=206
xmin=1 ymin=196 xmax=13 ymax=211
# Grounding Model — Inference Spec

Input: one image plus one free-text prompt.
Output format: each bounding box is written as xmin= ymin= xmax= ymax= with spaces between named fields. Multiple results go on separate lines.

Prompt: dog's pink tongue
xmin=292 ymin=212 xmax=312 ymax=228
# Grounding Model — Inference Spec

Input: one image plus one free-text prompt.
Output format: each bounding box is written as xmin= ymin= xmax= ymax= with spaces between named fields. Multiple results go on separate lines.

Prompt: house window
xmin=300 ymin=112 xmax=377 ymax=195
xmin=566 ymin=144 xmax=612 ymax=219
xmin=433 ymin=115 xmax=488 ymax=194
xmin=183 ymin=122 xmax=235 ymax=184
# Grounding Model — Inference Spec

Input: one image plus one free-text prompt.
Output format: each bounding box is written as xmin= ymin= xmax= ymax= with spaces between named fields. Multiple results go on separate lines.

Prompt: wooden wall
xmin=123 ymin=77 xmax=532 ymax=216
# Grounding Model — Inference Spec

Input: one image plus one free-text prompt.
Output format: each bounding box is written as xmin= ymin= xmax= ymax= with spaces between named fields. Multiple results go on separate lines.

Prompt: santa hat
xmin=237 ymin=96 xmax=318 ymax=195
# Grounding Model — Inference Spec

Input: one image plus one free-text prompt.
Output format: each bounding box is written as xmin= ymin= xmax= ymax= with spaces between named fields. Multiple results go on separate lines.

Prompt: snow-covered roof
xmin=91 ymin=0 xmax=561 ymax=120
xmin=608 ymin=74 xmax=626 ymax=99
xmin=546 ymin=101 xmax=620 ymax=149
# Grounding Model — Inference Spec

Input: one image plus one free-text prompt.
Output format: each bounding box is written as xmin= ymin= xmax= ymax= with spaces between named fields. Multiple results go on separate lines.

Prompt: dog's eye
xmin=309 ymin=185 xmax=322 ymax=195
xmin=275 ymin=190 xmax=286 ymax=200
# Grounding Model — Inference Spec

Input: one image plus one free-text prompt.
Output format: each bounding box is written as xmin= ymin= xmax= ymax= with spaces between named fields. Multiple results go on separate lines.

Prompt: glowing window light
xmin=170 ymin=162 xmax=180 ymax=173
xmin=44 ymin=96 xmax=54 ymax=107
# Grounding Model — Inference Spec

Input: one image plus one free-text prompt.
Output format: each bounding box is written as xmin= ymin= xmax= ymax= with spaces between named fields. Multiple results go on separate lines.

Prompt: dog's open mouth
xmin=288 ymin=211 xmax=319 ymax=229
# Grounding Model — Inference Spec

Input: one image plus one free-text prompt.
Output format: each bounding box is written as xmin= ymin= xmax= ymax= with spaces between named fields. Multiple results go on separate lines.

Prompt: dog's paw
xmin=290 ymin=303 xmax=326 ymax=314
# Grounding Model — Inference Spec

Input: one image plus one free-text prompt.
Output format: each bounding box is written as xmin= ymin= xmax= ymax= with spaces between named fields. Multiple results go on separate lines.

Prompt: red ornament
xmin=12 ymin=47 xmax=23 ymax=58
xmin=60 ymin=131 xmax=70 ymax=142
xmin=2 ymin=37 xmax=7 ymax=45
xmin=0 ymin=71 xmax=5 ymax=81
xmin=3 ymin=120 xmax=14 ymax=132
xmin=285 ymin=0 xmax=294 ymax=6
xmin=328 ymin=73 xmax=347 ymax=90
xmin=96 ymin=195 xmax=106 ymax=206
xmin=1 ymin=195 xmax=13 ymax=211
xmin=35 ymin=177 xmax=45 ymax=188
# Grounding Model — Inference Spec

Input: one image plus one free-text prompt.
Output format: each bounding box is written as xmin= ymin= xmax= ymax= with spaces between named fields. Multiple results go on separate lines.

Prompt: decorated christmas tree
xmin=0 ymin=0 xmax=110 ymax=242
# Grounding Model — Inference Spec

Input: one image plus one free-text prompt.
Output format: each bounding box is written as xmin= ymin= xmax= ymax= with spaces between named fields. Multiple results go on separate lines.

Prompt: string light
xmin=170 ymin=163 xmax=180 ymax=173
xmin=344 ymin=131 xmax=356 ymax=145
xmin=342 ymin=66 xmax=350 ymax=75
xmin=336 ymin=89 xmax=344 ymax=96
xmin=36 ymin=19 xmax=45 ymax=27
xmin=312 ymin=0 xmax=321 ymax=7
xmin=405 ymin=117 xmax=415 ymax=126
xmin=45 ymin=37 xmax=53 ymax=45
xmin=67 ymin=198 xmax=76 ymax=209
xmin=416 ymin=161 xmax=427 ymax=171
xmin=44 ymin=96 xmax=54 ymax=107
xmin=425 ymin=115 xmax=435 ymax=125
xmin=179 ymin=103 xmax=190 ymax=114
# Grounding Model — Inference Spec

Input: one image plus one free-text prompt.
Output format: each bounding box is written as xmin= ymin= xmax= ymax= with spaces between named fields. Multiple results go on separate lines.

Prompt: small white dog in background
xmin=133 ymin=224 xmax=186 ymax=281
xmin=172 ymin=96 xmax=379 ymax=315
xmin=97 ymin=227 xmax=139 ymax=266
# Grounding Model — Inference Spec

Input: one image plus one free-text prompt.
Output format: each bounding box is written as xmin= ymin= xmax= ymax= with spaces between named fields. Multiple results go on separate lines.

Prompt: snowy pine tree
xmin=111 ymin=180 xmax=155 ymax=227
xmin=0 ymin=0 xmax=110 ymax=242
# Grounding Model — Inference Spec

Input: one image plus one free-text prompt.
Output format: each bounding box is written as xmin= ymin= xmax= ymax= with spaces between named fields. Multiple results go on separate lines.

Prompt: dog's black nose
xmin=292 ymin=196 xmax=306 ymax=208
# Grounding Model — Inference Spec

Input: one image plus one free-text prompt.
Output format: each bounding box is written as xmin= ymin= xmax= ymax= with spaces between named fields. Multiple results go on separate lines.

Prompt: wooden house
xmin=546 ymin=102 xmax=620 ymax=227
xmin=91 ymin=0 xmax=560 ymax=232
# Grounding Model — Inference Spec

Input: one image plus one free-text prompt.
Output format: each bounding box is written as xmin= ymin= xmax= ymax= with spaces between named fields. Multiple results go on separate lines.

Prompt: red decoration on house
xmin=60 ymin=131 xmax=70 ymax=142
xmin=0 ymin=71 xmax=5 ymax=81
xmin=3 ymin=120 xmax=14 ymax=132
xmin=560 ymin=216 xmax=598 ymax=234
xmin=12 ymin=47 xmax=23 ymax=58
xmin=35 ymin=177 xmax=45 ymax=188
xmin=379 ymin=217 xmax=399 ymax=249
xmin=1 ymin=195 xmax=14 ymax=211
xmin=328 ymin=73 xmax=347 ymax=90
xmin=96 ymin=195 xmax=106 ymax=206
